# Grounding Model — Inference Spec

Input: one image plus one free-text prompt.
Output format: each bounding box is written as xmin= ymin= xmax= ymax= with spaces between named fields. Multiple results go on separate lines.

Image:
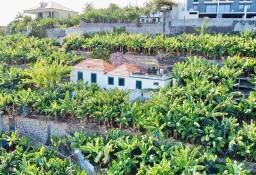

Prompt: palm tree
xmin=15 ymin=12 xmax=24 ymax=21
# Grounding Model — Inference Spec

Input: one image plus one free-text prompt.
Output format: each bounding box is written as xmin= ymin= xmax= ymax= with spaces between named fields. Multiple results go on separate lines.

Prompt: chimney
xmin=111 ymin=61 xmax=116 ymax=68
xmin=40 ymin=2 xmax=47 ymax=8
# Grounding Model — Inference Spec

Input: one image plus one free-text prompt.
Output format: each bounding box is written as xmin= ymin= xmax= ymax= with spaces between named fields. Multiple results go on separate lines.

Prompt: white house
xmin=140 ymin=11 xmax=163 ymax=23
xmin=24 ymin=2 xmax=78 ymax=19
xmin=70 ymin=59 xmax=172 ymax=100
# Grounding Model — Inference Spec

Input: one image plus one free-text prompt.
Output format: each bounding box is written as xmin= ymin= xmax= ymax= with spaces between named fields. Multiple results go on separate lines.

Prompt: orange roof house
xmin=71 ymin=58 xmax=172 ymax=94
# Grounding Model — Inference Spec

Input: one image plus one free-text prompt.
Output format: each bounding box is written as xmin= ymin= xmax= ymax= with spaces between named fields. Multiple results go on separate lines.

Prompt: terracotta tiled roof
xmin=107 ymin=63 xmax=141 ymax=77
xmin=73 ymin=59 xmax=115 ymax=73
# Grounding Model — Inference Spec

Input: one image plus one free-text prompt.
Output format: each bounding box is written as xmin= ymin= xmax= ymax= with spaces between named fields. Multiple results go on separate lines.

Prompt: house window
xmin=136 ymin=80 xmax=142 ymax=89
xmin=77 ymin=71 xmax=83 ymax=80
xmin=219 ymin=4 xmax=230 ymax=12
xmin=91 ymin=73 xmax=97 ymax=83
xmin=118 ymin=78 xmax=125 ymax=86
xmin=239 ymin=4 xmax=244 ymax=10
xmin=193 ymin=5 xmax=198 ymax=10
xmin=108 ymin=77 xmax=114 ymax=85
xmin=38 ymin=12 xmax=43 ymax=18
xmin=206 ymin=5 xmax=217 ymax=12
xmin=48 ymin=12 xmax=52 ymax=18
xmin=153 ymin=82 xmax=159 ymax=86
xmin=246 ymin=4 xmax=251 ymax=10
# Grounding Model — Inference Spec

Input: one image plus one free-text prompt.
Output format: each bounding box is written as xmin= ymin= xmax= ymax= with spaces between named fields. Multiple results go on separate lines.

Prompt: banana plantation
xmin=62 ymin=31 xmax=256 ymax=59
xmin=0 ymin=32 xmax=256 ymax=174
xmin=0 ymin=131 xmax=86 ymax=174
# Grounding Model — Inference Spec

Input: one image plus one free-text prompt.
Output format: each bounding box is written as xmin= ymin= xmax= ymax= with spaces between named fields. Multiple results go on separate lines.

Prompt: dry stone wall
xmin=0 ymin=116 xmax=70 ymax=144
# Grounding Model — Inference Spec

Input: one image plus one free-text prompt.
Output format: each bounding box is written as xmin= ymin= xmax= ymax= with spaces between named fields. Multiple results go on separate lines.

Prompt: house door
xmin=136 ymin=80 xmax=142 ymax=89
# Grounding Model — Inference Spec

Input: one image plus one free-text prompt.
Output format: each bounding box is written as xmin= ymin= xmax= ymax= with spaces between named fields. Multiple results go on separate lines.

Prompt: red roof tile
xmin=107 ymin=63 xmax=141 ymax=77
xmin=73 ymin=59 xmax=115 ymax=73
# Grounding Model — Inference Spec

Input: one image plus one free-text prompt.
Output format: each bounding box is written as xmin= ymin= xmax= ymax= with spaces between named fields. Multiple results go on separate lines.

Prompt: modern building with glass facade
xmin=187 ymin=0 xmax=256 ymax=18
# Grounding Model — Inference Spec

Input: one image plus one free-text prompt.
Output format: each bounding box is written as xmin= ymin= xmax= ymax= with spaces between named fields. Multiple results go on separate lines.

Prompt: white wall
xmin=71 ymin=69 xmax=107 ymax=88
xmin=71 ymin=69 xmax=171 ymax=90
xmin=33 ymin=10 xmax=77 ymax=19
xmin=178 ymin=11 xmax=199 ymax=19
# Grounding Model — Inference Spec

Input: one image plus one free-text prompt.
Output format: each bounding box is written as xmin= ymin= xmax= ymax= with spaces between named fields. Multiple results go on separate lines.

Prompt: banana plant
xmin=60 ymin=91 xmax=77 ymax=119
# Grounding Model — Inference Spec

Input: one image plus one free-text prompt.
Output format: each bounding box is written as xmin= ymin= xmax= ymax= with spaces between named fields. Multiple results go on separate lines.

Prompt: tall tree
xmin=83 ymin=2 xmax=94 ymax=12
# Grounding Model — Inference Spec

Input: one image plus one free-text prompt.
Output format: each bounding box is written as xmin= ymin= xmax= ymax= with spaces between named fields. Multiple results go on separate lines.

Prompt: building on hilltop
xmin=24 ymin=2 xmax=78 ymax=19
xmin=179 ymin=0 xmax=256 ymax=19
xmin=70 ymin=58 xmax=172 ymax=101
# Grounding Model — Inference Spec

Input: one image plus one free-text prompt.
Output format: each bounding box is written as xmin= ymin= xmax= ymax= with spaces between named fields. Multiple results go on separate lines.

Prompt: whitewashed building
xmin=70 ymin=59 xmax=172 ymax=100
xmin=140 ymin=11 xmax=163 ymax=23
xmin=24 ymin=2 xmax=78 ymax=19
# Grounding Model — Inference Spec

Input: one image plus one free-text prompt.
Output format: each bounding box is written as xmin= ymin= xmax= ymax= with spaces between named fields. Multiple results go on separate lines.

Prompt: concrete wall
xmin=169 ymin=18 xmax=256 ymax=35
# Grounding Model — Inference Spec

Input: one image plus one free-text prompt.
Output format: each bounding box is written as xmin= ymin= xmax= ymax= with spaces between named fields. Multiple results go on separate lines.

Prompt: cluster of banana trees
xmin=0 ymin=34 xmax=83 ymax=65
xmin=0 ymin=57 xmax=134 ymax=128
xmin=0 ymin=131 xmax=86 ymax=174
xmin=0 ymin=80 xmax=134 ymax=128
xmin=230 ymin=120 xmax=256 ymax=162
xmin=63 ymin=32 xmax=256 ymax=59
xmin=0 ymin=65 xmax=24 ymax=91
xmin=68 ymin=130 xmax=250 ymax=175
xmin=136 ymin=57 xmax=256 ymax=161
xmin=1 ymin=56 xmax=256 ymax=162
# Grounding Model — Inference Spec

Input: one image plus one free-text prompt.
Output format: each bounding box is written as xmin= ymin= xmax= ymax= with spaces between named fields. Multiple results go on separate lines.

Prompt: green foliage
xmin=220 ymin=158 xmax=251 ymax=175
xmin=23 ymin=59 xmax=71 ymax=89
xmin=63 ymin=33 xmax=256 ymax=59
xmin=0 ymin=131 xmax=86 ymax=174
xmin=89 ymin=46 xmax=110 ymax=60
xmin=79 ymin=4 xmax=143 ymax=23
xmin=69 ymin=131 xmax=251 ymax=174
xmin=0 ymin=34 xmax=82 ymax=65
xmin=232 ymin=120 xmax=256 ymax=161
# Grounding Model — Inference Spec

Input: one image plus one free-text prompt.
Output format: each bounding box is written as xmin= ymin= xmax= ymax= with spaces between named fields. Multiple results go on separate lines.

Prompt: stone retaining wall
xmin=0 ymin=116 xmax=71 ymax=144
xmin=46 ymin=19 xmax=256 ymax=41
